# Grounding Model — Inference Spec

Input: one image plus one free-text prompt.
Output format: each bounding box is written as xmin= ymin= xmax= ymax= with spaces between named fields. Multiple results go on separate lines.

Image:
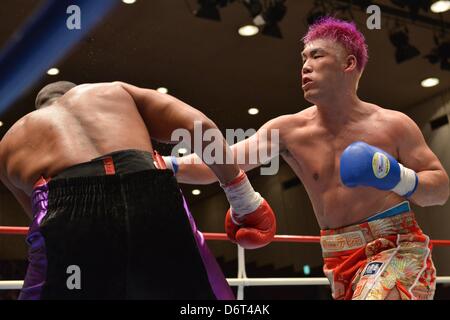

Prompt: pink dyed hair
xmin=302 ymin=17 xmax=369 ymax=71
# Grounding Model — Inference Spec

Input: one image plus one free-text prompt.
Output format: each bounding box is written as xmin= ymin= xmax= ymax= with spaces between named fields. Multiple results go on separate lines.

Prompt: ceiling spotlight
xmin=195 ymin=0 xmax=221 ymax=21
xmin=248 ymin=108 xmax=259 ymax=115
xmin=390 ymin=0 xmax=430 ymax=19
xmin=243 ymin=0 xmax=263 ymax=17
xmin=259 ymin=23 xmax=283 ymax=39
xmin=421 ymin=77 xmax=440 ymax=87
xmin=306 ymin=0 xmax=328 ymax=26
xmin=238 ymin=25 xmax=259 ymax=37
xmin=252 ymin=0 xmax=287 ymax=38
xmin=430 ymin=1 xmax=450 ymax=13
xmin=0 ymin=121 xmax=3 ymax=127
xmin=47 ymin=68 xmax=60 ymax=76
xmin=122 ymin=0 xmax=136 ymax=4
xmin=194 ymin=0 xmax=235 ymax=21
xmin=389 ymin=26 xmax=420 ymax=63
xmin=192 ymin=189 xmax=201 ymax=196
xmin=157 ymin=87 xmax=168 ymax=94
xmin=424 ymin=38 xmax=450 ymax=71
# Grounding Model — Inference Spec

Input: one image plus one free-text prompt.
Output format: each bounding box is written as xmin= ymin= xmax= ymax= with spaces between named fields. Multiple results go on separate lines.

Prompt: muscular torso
xmin=1 ymin=83 xmax=154 ymax=195
xmin=279 ymin=104 xmax=405 ymax=229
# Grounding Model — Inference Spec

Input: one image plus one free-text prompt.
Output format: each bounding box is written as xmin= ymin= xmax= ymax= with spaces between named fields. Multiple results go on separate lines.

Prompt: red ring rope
xmin=1 ymin=227 xmax=450 ymax=246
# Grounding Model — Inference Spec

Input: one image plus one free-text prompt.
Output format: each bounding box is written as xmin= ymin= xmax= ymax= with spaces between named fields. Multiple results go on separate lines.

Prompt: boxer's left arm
xmin=395 ymin=113 xmax=449 ymax=207
xmin=118 ymin=82 xmax=276 ymax=248
xmin=118 ymin=81 xmax=240 ymax=184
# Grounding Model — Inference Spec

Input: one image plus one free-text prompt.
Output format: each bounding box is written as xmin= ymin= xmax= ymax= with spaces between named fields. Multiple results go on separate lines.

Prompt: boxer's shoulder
xmin=0 ymin=113 xmax=35 ymax=147
xmin=372 ymin=106 xmax=418 ymax=135
xmin=267 ymin=106 xmax=316 ymax=129
xmin=371 ymin=104 xmax=410 ymax=122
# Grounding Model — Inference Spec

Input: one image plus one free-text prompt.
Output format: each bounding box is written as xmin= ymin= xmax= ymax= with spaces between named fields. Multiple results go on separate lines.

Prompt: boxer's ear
xmin=343 ymin=55 xmax=357 ymax=73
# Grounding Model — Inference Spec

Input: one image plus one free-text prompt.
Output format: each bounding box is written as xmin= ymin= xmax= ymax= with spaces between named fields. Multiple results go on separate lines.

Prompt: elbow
xmin=439 ymin=184 xmax=450 ymax=206
xmin=411 ymin=187 xmax=449 ymax=208
xmin=439 ymin=174 xmax=450 ymax=206
xmin=427 ymin=173 xmax=450 ymax=207
xmin=186 ymin=117 xmax=218 ymax=148
xmin=186 ymin=117 xmax=216 ymax=133
xmin=430 ymin=196 xmax=448 ymax=207
xmin=422 ymin=186 xmax=449 ymax=207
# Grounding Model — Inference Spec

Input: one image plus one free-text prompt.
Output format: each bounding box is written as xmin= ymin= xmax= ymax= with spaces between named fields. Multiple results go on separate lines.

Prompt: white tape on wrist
xmin=391 ymin=164 xmax=418 ymax=197
xmin=221 ymin=171 xmax=263 ymax=221
xmin=162 ymin=156 xmax=178 ymax=174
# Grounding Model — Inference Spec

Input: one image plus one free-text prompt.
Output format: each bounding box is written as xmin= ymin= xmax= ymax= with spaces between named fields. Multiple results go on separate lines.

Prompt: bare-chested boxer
xmin=164 ymin=17 xmax=449 ymax=300
xmin=0 ymin=81 xmax=276 ymax=299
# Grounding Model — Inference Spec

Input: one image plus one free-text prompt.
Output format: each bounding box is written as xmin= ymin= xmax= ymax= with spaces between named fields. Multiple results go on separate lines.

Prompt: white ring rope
xmin=1 ymin=277 xmax=450 ymax=291
xmin=2 ymin=235 xmax=450 ymax=299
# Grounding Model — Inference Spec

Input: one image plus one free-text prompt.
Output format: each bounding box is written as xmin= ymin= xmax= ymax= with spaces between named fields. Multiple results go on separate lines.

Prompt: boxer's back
xmin=0 ymin=82 xmax=154 ymax=194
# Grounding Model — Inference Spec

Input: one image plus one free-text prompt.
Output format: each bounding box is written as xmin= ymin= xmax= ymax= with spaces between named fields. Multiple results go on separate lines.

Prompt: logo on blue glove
xmin=372 ymin=152 xmax=390 ymax=179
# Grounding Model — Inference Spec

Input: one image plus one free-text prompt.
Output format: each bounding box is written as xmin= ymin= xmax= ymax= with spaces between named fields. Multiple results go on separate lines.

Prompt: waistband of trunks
xmin=320 ymin=203 xmax=421 ymax=255
xmin=56 ymin=149 xmax=159 ymax=179
xmin=46 ymin=169 xmax=176 ymax=197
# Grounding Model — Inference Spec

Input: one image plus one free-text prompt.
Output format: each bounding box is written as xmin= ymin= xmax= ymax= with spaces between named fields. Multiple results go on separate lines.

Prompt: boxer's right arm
xmin=173 ymin=116 xmax=284 ymax=185
xmin=119 ymin=82 xmax=277 ymax=248
xmin=171 ymin=136 xmax=260 ymax=185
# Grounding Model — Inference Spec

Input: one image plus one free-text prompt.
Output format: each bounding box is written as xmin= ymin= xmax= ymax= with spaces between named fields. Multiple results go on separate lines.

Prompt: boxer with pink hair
xmin=168 ymin=17 xmax=449 ymax=300
xmin=302 ymin=17 xmax=369 ymax=71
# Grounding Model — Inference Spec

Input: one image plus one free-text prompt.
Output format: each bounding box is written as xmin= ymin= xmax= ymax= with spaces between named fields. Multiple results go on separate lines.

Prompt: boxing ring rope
xmin=203 ymin=232 xmax=450 ymax=299
xmin=1 ymin=227 xmax=450 ymax=299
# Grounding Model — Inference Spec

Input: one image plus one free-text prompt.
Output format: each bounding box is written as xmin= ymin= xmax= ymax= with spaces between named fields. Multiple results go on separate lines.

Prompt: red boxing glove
xmin=221 ymin=171 xmax=276 ymax=249
xmin=225 ymin=199 xmax=276 ymax=249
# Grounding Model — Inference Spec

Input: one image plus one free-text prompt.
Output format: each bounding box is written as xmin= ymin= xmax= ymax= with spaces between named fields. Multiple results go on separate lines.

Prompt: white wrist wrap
xmin=391 ymin=164 xmax=418 ymax=197
xmin=221 ymin=171 xmax=263 ymax=221
xmin=162 ymin=156 xmax=176 ymax=173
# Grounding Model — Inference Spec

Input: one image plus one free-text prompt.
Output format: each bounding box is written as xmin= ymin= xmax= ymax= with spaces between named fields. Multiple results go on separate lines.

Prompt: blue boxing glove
xmin=340 ymin=141 xmax=418 ymax=198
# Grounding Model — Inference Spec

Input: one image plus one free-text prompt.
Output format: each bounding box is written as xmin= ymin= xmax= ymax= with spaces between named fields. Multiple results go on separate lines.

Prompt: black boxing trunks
xmin=19 ymin=149 xmax=234 ymax=300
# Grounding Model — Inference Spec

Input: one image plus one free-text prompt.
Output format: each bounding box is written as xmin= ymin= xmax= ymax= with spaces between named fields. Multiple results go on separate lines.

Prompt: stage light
xmin=252 ymin=0 xmax=287 ymax=38
xmin=389 ymin=26 xmax=420 ymax=63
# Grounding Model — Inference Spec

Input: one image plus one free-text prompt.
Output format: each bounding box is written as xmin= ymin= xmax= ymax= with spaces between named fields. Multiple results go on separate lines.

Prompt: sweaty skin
xmin=258 ymin=104 xmax=447 ymax=229
xmin=0 ymin=82 xmax=240 ymax=217
xmin=174 ymin=39 xmax=449 ymax=229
